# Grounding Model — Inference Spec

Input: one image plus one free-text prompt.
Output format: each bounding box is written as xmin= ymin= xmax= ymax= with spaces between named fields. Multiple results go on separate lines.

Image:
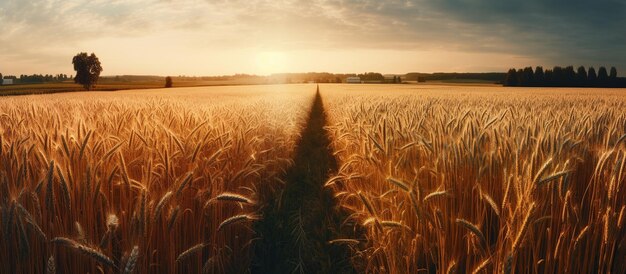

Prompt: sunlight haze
xmin=1 ymin=0 xmax=625 ymax=75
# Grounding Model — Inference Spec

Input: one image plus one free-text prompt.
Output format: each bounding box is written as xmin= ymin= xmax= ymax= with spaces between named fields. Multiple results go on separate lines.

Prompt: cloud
xmin=422 ymin=0 xmax=626 ymax=65
xmin=0 ymin=0 xmax=625 ymax=75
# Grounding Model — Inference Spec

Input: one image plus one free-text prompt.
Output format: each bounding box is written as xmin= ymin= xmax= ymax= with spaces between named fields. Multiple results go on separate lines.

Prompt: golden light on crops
xmin=0 ymin=85 xmax=314 ymax=273
xmin=1 ymin=84 xmax=625 ymax=273
xmin=321 ymin=84 xmax=626 ymax=273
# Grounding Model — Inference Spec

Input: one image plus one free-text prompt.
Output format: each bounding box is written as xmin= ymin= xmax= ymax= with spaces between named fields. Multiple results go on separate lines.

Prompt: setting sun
xmin=255 ymin=51 xmax=290 ymax=75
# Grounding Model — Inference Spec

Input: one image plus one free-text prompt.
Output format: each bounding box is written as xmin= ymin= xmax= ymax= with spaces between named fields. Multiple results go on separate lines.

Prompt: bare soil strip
xmin=252 ymin=87 xmax=360 ymax=273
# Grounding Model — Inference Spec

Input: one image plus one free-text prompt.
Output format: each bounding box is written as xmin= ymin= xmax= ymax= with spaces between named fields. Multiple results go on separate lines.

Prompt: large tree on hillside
xmin=72 ymin=52 xmax=102 ymax=90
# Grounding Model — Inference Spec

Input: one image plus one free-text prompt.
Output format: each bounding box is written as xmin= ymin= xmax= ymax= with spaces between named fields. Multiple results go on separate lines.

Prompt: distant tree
xmin=534 ymin=66 xmax=544 ymax=86
xmin=587 ymin=67 xmax=597 ymax=86
xmin=520 ymin=67 xmax=534 ymax=86
xmin=504 ymin=69 xmax=519 ymax=86
xmin=576 ymin=66 xmax=587 ymax=86
xmin=165 ymin=76 xmax=173 ymax=88
xmin=610 ymin=67 xmax=618 ymax=79
xmin=564 ymin=66 xmax=576 ymax=86
xmin=610 ymin=67 xmax=618 ymax=87
xmin=396 ymin=76 xmax=402 ymax=83
xmin=598 ymin=67 xmax=609 ymax=87
xmin=0 ymin=73 xmax=3 ymax=85
xmin=552 ymin=66 xmax=564 ymax=87
xmin=544 ymin=69 xmax=553 ymax=85
xmin=358 ymin=72 xmax=384 ymax=82
xmin=19 ymin=74 xmax=46 ymax=83
xmin=72 ymin=52 xmax=102 ymax=90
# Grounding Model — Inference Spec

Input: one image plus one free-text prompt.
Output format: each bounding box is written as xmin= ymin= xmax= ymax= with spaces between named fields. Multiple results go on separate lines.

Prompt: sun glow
xmin=255 ymin=51 xmax=290 ymax=75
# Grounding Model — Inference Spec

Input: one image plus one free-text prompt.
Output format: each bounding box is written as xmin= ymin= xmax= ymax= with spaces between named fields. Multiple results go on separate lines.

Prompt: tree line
xmin=0 ymin=74 xmax=72 ymax=85
xmin=21 ymin=74 xmax=71 ymax=83
xmin=405 ymin=72 xmax=505 ymax=83
xmin=504 ymin=66 xmax=626 ymax=87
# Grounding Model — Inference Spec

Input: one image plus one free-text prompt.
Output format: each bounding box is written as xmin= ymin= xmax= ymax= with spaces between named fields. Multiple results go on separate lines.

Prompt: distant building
xmin=346 ymin=77 xmax=361 ymax=83
xmin=2 ymin=78 xmax=13 ymax=85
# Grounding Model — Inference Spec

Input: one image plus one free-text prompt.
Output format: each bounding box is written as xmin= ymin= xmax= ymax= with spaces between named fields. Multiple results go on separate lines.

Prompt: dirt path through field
xmin=252 ymin=86 xmax=360 ymax=273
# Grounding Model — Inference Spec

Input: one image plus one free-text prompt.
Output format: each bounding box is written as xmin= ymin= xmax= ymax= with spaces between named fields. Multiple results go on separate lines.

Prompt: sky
xmin=1 ymin=0 xmax=625 ymax=76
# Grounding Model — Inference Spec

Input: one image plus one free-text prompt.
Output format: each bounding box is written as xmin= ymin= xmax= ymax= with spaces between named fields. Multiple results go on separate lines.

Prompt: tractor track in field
xmin=252 ymin=86 xmax=363 ymax=273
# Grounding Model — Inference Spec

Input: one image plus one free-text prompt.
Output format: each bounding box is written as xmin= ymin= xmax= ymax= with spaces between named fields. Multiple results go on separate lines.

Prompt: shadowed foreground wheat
xmin=0 ymin=85 xmax=312 ymax=273
xmin=322 ymin=85 xmax=626 ymax=273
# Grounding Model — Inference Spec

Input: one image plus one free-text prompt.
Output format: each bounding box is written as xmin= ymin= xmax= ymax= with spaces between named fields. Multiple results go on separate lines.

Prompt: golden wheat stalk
xmin=217 ymin=214 xmax=254 ymax=232
xmin=176 ymin=243 xmax=206 ymax=263
xmin=574 ymin=225 xmax=590 ymax=250
xmin=456 ymin=218 xmax=487 ymax=248
xmin=472 ymin=257 xmax=491 ymax=274
xmin=124 ymin=245 xmax=139 ymax=274
xmin=46 ymin=255 xmax=55 ymax=274
xmin=357 ymin=191 xmax=377 ymax=217
xmin=153 ymin=191 xmax=173 ymax=223
xmin=52 ymin=237 xmax=116 ymax=269
xmin=511 ymin=202 xmax=535 ymax=252
xmin=328 ymin=239 xmax=360 ymax=245
xmin=423 ymin=189 xmax=450 ymax=203
xmin=386 ymin=177 xmax=410 ymax=192
xmin=212 ymin=192 xmax=254 ymax=204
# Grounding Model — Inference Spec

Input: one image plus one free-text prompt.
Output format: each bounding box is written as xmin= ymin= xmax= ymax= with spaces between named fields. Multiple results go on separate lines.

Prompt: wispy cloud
xmin=1 ymin=0 xmax=624 ymax=75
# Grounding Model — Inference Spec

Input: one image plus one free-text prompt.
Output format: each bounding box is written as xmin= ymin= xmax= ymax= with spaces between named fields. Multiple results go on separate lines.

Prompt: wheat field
xmin=322 ymin=84 xmax=626 ymax=273
xmin=1 ymin=84 xmax=625 ymax=273
xmin=0 ymin=85 xmax=313 ymax=273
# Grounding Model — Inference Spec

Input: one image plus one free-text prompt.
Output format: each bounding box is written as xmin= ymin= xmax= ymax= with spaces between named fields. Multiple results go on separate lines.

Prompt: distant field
xmin=1 ymin=84 xmax=625 ymax=273
xmin=0 ymin=82 xmax=163 ymax=96
xmin=0 ymin=78 xmax=271 ymax=96
xmin=1 ymin=78 xmax=504 ymax=96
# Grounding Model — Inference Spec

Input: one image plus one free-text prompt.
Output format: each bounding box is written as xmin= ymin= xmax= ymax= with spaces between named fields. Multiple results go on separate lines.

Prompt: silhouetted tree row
xmin=17 ymin=74 xmax=71 ymax=84
xmin=304 ymin=77 xmax=342 ymax=83
xmin=354 ymin=72 xmax=384 ymax=82
xmin=505 ymin=66 xmax=626 ymax=87
xmin=405 ymin=72 xmax=505 ymax=83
